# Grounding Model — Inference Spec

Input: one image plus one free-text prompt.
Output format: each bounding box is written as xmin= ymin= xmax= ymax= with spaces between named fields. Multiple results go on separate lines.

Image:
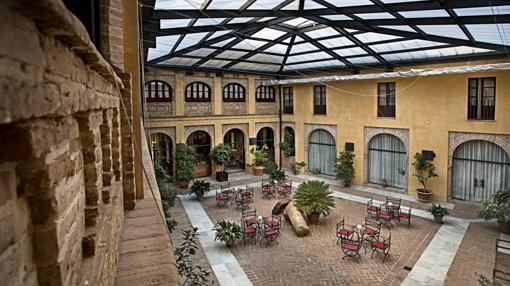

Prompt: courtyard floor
xmin=169 ymin=173 xmax=499 ymax=286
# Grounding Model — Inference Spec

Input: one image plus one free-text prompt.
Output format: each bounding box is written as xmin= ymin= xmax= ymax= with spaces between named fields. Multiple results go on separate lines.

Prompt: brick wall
xmin=0 ymin=1 xmax=135 ymax=285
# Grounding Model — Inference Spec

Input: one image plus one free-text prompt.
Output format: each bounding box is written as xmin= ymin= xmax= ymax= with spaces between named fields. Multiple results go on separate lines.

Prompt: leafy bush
xmin=428 ymin=204 xmax=449 ymax=217
xmin=291 ymin=161 xmax=306 ymax=173
xmin=188 ymin=180 xmax=211 ymax=199
xmin=176 ymin=143 xmax=196 ymax=182
xmin=154 ymin=163 xmax=170 ymax=184
xmin=160 ymin=185 xmax=178 ymax=232
xmin=480 ymin=189 xmax=510 ymax=225
xmin=175 ymin=227 xmax=211 ymax=285
xmin=280 ymin=131 xmax=295 ymax=157
xmin=412 ymin=152 xmax=438 ymax=188
xmin=311 ymin=168 xmax=321 ymax=175
xmin=213 ymin=220 xmax=242 ymax=244
xmin=336 ymin=151 xmax=355 ymax=187
xmin=211 ymin=143 xmax=232 ymax=172
xmin=294 ymin=180 xmax=335 ymax=216
xmin=250 ymin=144 xmax=269 ymax=167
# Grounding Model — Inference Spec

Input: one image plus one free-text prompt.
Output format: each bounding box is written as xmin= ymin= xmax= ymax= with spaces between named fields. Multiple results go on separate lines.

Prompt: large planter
xmin=176 ymin=181 xmax=189 ymax=189
xmin=417 ymin=188 xmax=432 ymax=203
xmin=307 ymin=213 xmax=321 ymax=225
xmin=499 ymin=222 xmax=510 ymax=234
xmin=195 ymin=164 xmax=211 ymax=178
xmin=216 ymin=171 xmax=228 ymax=182
xmin=253 ymin=166 xmax=264 ymax=176
xmin=433 ymin=215 xmax=444 ymax=224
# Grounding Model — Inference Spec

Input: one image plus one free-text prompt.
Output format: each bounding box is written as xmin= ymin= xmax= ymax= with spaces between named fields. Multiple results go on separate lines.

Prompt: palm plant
xmin=294 ymin=180 xmax=335 ymax=224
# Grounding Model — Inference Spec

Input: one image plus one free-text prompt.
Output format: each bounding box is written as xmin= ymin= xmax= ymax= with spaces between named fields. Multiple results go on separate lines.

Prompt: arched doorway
xmin=452 ymin=140 xmax=510 ymax=202
xmin=308 ymin=129 xmax=336 ymax=175
xmin=282 ymin=127 xmax=295 ymax=157
xmin=368 ymin=134 xmax=407 ymax=188
xmin=257 ymin=127 xmax=275 ymax=162
xmin=186 ymin=131 xmax=212 ymax=177
xmin=224 ymin=129 xmax=245 ymax=173
xmin=151 ymin=133 xmax=173 ymax=177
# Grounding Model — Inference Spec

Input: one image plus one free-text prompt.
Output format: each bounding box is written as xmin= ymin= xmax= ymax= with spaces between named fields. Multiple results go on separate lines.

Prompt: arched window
xmin=144 ymin=80 xmax=172 ymax=102
xmin=223 ymin=83 xmax=246 ymax=102
xmin=256 ymin=85 xmax=275 ymax=102
xmin=185 ymin=82 xmax=211 ymax=102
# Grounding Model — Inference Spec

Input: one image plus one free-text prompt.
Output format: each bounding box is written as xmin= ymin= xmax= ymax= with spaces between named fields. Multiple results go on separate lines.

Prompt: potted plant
xmin=211 ymin=143 xmax=232 ymax=182
xmin=412 ymin=152 xmax=438 ymax=203
xmin=213 ymin=219 xmax=242 ymax=247
xmin=188 ymin=180 xmax=211 ymax=200
xmin=294 ymin=180 xmax=335 ymax=224
xmin=336 ymin=151 xmax=355 ymax=187
xmin=250 ymin=144 xmax=269 ymax=176
xmin=265 ymin=163 xmax=286 ymax=185
xmin=291 ymin=161 xmax=306 ymax=175
xmin=175 ymin=143 xmax=196 ymax=189
xmin=311 ymin=168 xmax=321 ymax=175
xmin=480 ymin=189 xmax=510 ymax=234
xmin=428 ymin=204 xmax=449 ymax=223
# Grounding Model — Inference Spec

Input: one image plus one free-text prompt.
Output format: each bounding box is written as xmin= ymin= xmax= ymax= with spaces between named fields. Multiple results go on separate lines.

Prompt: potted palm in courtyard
xmin=294 ymin=180 xmax=335 ymax=224
xmin=412 ymin=152 xmax=438 ymax=203
xmin=175 ymin=143 xmax=196 ymax=189
xmin=211 ymin=143 xmax=232 ymax=182
xmin=480 ymin=189 xmax=510 ymax=234
xmin=428 ymin=204 xmax=449 ymax=223
xmin=188 ymin=180 xmax=211 ymax=200
xmin=336 ymin=150 xmax=355 ymax=187
xmin=213 ymin=220 xmax=242 ymax=247
xmin=249 ymin=144 xmax=269 ymax=176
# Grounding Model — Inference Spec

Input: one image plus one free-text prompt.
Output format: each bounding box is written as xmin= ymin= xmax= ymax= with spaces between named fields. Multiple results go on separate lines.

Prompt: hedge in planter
xmin=336 ymin=151 xmax=355 ymax=187
xmin=211 ymin=143 xmax=232 ymax=182
xmin=294 ymin=180 xmax=335 ymax=224
xmin=175 ymin=143 xmax=195 ymax=189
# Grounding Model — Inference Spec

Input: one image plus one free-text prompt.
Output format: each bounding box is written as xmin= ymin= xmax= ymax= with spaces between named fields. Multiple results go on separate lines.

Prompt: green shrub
xmin=294 ymin=180 xmax=335 ymax=216
xmin=175 ymin=227 xmax=211 ymax=285
xmin=250 ymin=144 xmax=269 ymax=167
xmin=188 ymin=180 xmax=211 ymax=199
xmin=480 ymin=189 xmax=510 ymax=225
xmin=211 ymin=143 xmax=232 ymax=172
xmin=213 ymin=220 xmax=242 ymax=244
xmin=176 ymin=143 xmax=196 ymax=182
xmin=336 ymin=151 xmax=355 ymax=187
xmin=428 ymin=204 xmax=449 ymax=217
xmin=412 ymin=152 xmax=438 ymax=188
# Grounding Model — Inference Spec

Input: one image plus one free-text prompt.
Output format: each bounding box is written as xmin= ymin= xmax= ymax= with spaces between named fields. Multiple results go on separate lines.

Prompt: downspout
xmin=278 ymin=83 xmax=283 ymax=168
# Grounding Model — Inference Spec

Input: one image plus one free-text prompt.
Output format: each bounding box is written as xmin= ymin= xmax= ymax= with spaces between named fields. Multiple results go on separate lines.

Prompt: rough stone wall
xmin=101 ymin=0 xmax=124 ymax=69
xmin=0 ymin=1 xmax=134 ymax=286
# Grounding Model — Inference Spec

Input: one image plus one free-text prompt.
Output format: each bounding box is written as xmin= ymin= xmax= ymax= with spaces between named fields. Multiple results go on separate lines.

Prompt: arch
xmin=255 ymin=85 xmax=276 ymax=102
xmin=224 ymin=128 xmax=246 ymax=172
xmin=186 ymin=130 xmax=212 ymax=177
xmin=223 ymin=83 xmax=246 ymax=102
xmin=308 ymin=129 xmax=336 ymax=175
xmin=150 ymin=133 xmax=173 ymax=177
xmin=185 ymin=81 xmax=211 ymax=102
xmin=451 ymin=140 xmax=510 ymax=202
xmin=145 ymin=80 xmax=172 ymax=102
xmin=367 ymin=133 xmax=407 ymax=189
xmin=256 ymin=127 xmax=275 ymax=162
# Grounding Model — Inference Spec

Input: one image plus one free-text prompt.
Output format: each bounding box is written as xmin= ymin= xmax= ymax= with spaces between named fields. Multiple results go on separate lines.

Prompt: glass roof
xmin=142 ymin=0 xmax=510 ymax=74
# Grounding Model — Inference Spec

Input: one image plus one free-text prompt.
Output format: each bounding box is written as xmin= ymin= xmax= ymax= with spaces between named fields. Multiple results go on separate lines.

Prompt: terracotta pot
xmin=417 ymin=188 xmax=432 ymax=203
xmin=176 ymin=181 xmax=189 ymax=189
xmin=195 ymin=193 xmax=204 ymax=201
xmin=307 ymin=213 xmax=321 ymax=224
xmin=433 ymin=215 xmax=444 ymax=224
xmin=499 ymin=222 xmax=510 ymax=234
xmin=253 ymin=166 xmax=264 ymax=176
xmin=216 ymin=171 xmax=228 ymax=182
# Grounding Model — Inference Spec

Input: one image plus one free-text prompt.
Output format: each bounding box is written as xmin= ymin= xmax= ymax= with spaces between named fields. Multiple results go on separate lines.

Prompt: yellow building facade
xmin=144 ymin=62 xmax=510 ymax=202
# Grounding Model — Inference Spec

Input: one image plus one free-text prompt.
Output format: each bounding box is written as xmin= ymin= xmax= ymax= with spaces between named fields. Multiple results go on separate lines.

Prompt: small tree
xmin=176 ymin=143 xmax=196 ymax=183
xmin=175 ymin=227 xmax=211 ymax=285
xmin=211 ymin=143 xmax=232 ymax=172
xmin=336 ymin=151 xmax=355 ymax=187
xmin=412 ymin=152 xmax=438 ymax=189
xmin=249 ymin=144 xmax=269 ymax=167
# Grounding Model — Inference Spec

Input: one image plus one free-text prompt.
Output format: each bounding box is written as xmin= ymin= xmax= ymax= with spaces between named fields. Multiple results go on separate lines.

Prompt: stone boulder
xmin=284 ymin=201 xmax=309 ymax=237
xmin=272 ymin=198 xmax=291 ymax=215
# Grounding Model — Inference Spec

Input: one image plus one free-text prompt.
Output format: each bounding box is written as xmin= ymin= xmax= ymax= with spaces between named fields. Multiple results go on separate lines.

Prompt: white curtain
xmin=452 ymin=140 xmax=510 ymax=202
xmin=368 ymin=134 xmax=407 ymax=188
xmin=308 ymin=130 xmax=336 ymax=176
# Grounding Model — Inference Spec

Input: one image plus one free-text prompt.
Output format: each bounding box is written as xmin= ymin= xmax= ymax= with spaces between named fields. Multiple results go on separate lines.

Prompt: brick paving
xmin=200 ymin=188 xmax=440 ymax=286
xmin=445 ymin=222 xmax=499 ymax=286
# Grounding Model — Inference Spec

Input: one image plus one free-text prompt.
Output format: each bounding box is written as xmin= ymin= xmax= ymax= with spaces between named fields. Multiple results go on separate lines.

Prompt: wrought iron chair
xmin=241 ymin=220 xmax=258 ymax=245
xmin=398 ymin=205 xmax=412 ymax=228
xmin=263 ymin=215 xmax=281 ymax=231
xmin=262 ymin=179 xmax=275 ymax=199
xmin=235 ymin=191 xmax=251 ymax=210
xmin=377 ymin=208 xmax=394 ymax=228
xmin=361 ymin=217 xmax=381 ymax=251
xmin=277 ymin=180 xmax=292 ymax=198
xmin=220 ymin=183 xmax=234 ymax=204
xmin=241 ymin=209 xmax=258 ymax=228
xmin=371 ymin=232 xmax=392 ymax=263
xmin=244 ymin=185 xmax=255 ymax=202
xmin=366 ymin=198 xmax=380 ymax=218
xmin=340 ymin=236 xmax=362 ymax=263
xmin=336 ymin=218 xmax=354 ymax=244
xmin=215 ymin=190 xmax=229 ymax=208
xmin=385 ymin=197 xmax=402 ymax=220
xmin=259 ymin=223 xmax=279 ymax=247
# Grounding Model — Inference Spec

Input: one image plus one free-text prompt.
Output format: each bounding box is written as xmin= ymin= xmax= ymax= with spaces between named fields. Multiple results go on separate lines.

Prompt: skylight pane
xmin=286 ymin=51 xmax=332 ymax=64
xmin=248 ymin=0 xmax=281 ymax=9
xmin=325 ymin=0 xmax=373 ymax=7
xmin=356 ymin=13 xmax=395 ymax=20
xmin=247 ymin=54 xmax=284 ymax=63
xmin=305 ymin=27 xmax=340 ymax=38
xmin=207 ymin=0 xmax=244 ymax=9
xmin=232 ymin=62 xmax=280 ymax=72
xmin=290 ymin=42 xmax=319 ymax=53
xmin=186 ymin=48 xmax=216 ymax=57
xmin=208 ymin=30 xmax=232 ymax=40
xmin=399 ymin=9 xmax=449 ymax=18
xmin=304 ymin=0 xmax=326 ymax=9
xmin=348 ymin=56 xmax=379 ymax=64
xmin=369 ymin=39 xmax=442 ymax=53
xmin=147 ymin=35 xmax=180 ymax=60
xmin=285 ymin=18 xmax=310 ymax=27
xmin=160 ymin=19 xmax=191 ymax=29
xmin=211 ymin=38 xmax=235 ymax=47
xmin=252 ymin=28 xmax=287 ymax=40
xmin=418 ymin=25 xmax=469 ymax=40
xmin=319 ymin=37 xmax=355 ymax=48
xmin=466 ymin=24 xmax=510 ymax=45
xmin=175 ymin=32 xmax=209 ymax=50
xmin=281 ymin=0 xmax=299 ymax=10
xmin=155 ymin=0 xmax=203 ymax=10
xmin=264 ymin=44 xmax=288 ymax=54
xmin=285 ymin=59 xmax=344 ymax=71
xmin=333 ymin=47 xmax=366 ymax=57
xmin=228 ymin=18 xmax=255 ymax=24
xmin=379 ymin=25 xmax=417 ymax=33
xmin=217 ymin=50 xmax=249 ymax=59
xmin=193 ymin=18 xmax=226 ymax=27
xmin=233 ymin=39 xmax=267 ymax=50
xmin=201 ymin=59 xmax=231 ymax=68
xmin=257 ymin=17 xmax=276 ymax=22
xmin=454 ymin=6 xmax=510 ymax=16
xmin=354 ymin=32 xmax=401 ymax=43
xmin=380 ymin=0 xmax=426 ymax=3
xmin=160 ymin=57 xmax=202 ymax=66
xmin=382 ymin=46 xmax=492 ymax=61
xmin=323 ymin=15 xmax=352 ymax=21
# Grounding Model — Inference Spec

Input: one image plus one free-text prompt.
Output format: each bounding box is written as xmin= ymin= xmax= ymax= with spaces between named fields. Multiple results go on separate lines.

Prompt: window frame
xmin=255 ymin=85 xmax=276 ymax=102
xmin=283 ymin=87 xmax=294 ymax=114
xmin=185 ymin=81 xmax=212 ymax=102
xmin=145 ymin=80 xmax=173 ymax=103
xmin=313 ymin=85 xmax=326 ymax=115
xmin=468 ymin=77 xmax=496 ymax=120
xmin=223 ymin=83 xmax=246 ymax=102
xmin=377 ymin=82 xmax=396 ymax=118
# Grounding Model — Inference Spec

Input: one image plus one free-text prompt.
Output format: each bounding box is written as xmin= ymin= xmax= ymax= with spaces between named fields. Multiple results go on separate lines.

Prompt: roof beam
xmin=150 ymin=0 xmax=510 ymax=19
xmin=279 ymin=35 xmax=296 ymax=73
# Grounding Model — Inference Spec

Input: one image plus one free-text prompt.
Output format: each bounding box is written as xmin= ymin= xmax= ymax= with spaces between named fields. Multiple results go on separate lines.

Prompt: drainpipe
xmin=278 ymin=83 xmax=283 ymax=168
